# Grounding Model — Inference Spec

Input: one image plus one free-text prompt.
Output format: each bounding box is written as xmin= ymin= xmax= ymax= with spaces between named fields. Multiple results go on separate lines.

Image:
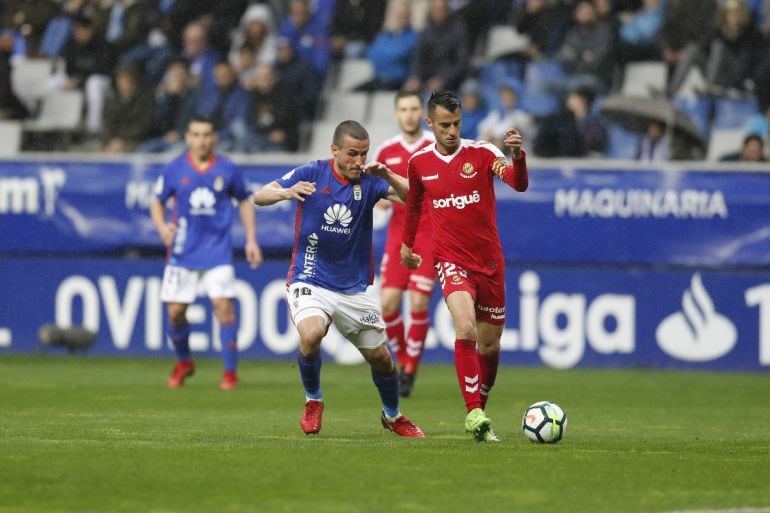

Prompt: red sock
xmin=383 ymin=310 xmax=406 ymax=368
xmin=402 ymin=310 xmax=429 ymax=374
xmin=478 ymin=351 xmax=500 ymax=410
xmin=454 ymin=339 xmax=481 ymax=412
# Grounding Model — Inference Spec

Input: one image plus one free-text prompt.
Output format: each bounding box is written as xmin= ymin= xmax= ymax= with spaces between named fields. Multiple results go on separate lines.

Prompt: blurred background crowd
xmin=1 ymin=0 xmax=769 ymax=162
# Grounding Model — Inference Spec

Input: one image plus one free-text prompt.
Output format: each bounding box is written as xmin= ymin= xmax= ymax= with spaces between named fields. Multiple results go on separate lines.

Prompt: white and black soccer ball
xmin=522 ymin=401 xmax=567 ymax=443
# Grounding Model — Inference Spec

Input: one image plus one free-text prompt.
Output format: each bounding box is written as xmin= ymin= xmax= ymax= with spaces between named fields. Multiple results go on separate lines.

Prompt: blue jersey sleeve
xmin=229 ymin=163 xmax=251 ymax=202
xmin=277 ymin=162 xmax=317 ymax=189
xmin=154 ymin=163 xmax=175 ymax=203
xmin=373 ymin=176 xmax=390 ymax=202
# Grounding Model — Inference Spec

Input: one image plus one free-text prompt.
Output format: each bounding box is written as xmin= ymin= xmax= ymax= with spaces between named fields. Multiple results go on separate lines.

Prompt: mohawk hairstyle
xmin=427 ymin=90 xmax=462 ymax=117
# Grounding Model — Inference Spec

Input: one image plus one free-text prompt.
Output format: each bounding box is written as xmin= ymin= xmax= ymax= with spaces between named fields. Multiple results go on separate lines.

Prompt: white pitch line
xmin=661 ymin=508 xmax=770 ymax=513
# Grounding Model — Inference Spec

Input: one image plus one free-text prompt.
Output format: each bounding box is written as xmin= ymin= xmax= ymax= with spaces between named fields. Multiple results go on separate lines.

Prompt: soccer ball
xmin=522 ymin=401 xmax=568 ymax=443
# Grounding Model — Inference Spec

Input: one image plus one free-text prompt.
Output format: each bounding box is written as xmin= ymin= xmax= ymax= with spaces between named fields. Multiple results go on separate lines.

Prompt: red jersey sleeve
xmin=402 ymin=157 xmax=424 ymax=248
xmin=491 ymin=150 xmax=529 ymax=192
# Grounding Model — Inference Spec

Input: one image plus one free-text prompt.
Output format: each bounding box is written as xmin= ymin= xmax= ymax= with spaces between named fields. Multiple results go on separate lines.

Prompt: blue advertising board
xmin=1 ymin=158 xmax=769 ymax=266
xmin=1 ymin=258 xmax=767 ymax=372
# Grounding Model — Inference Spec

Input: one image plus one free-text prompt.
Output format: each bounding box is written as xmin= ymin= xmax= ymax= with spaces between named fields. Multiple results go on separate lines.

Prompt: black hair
xmin=332 ymin=120 xmax=369 ymax=146
xmin=427 ymin=90 xmax=462 ymax=117
xmin=187 ymin=115 xmax=216 ymax=130
xmin=743 ymin=134 xmax=764 ymax=147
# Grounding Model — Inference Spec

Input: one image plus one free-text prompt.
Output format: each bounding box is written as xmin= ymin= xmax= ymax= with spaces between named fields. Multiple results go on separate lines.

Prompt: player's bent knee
xmin=454 ymin=318 xmax=477 ymax=340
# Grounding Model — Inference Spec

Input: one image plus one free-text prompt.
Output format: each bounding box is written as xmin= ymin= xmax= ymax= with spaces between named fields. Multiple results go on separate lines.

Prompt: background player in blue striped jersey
xmin=252 ymin=120 xmax=425 ymax=437
xmin=151 ymin=115 xmax=263 ymax=390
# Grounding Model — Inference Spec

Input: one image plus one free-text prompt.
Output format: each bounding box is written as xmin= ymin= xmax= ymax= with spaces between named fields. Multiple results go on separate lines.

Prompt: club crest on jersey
xmin=461 ymin=163 xmax=477 ymax=179
xmin=213 ymin=176 xmax=224 ymax=191
xmin=353 ymin=184 xmax=362 ymax=201
xmin=452 ymin=275 xmax=462 ymax=284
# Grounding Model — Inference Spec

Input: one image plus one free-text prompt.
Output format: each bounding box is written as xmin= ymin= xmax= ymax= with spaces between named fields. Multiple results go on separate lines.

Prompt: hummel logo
xmin=422 ymin=173 xmax=439 ymax=181
xmin=464 ymin=374 xmax=479 ymax=393
xmin=406 ymin=338 xmax=422 ymax=357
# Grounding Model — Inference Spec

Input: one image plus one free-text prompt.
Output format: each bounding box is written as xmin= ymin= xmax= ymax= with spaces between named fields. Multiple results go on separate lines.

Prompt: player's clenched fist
xmin=400 ymin=243 xmax=422 ymax=270
xmin=362 ymin=161 xmax=392 ymax=178
xmin=504 ymin=128 xmax=523 ymax=159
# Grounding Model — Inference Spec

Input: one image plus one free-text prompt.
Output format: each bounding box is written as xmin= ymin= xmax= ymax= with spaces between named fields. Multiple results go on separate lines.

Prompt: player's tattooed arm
xmin=252 ymin=181 xmax=316 ymax=206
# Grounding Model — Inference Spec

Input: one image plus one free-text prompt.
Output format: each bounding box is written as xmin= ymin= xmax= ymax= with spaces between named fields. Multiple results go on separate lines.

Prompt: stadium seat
xmin=0 ymin=121 xmax=23 ymax=156
xmin=478 ymin=59 xmax=525 ymax=111
xmin=322 ymin=91 xmax=368 ymax=122
xmin=672 ymin=95 xmax=713 ymax=139
xmin=520 ymin=82 xmax=560 ymax=118
xmin=521 ymin=60 xmax=564 ymax=117
xmin=606 ymin=123 xmax=640 ymax=160
xmin=11 ymin=58 xmax=55 ymax=112
xmin=23 ymin=91 xmax=84 ymax=132
xmin=334 ymin=58 xmax=374 ymax=91
xmin=713 ymin=96 xmax=759 ymax=130
xmin=484 ymin=25 xmax=530 ymax=61
xmin=368 ymin=91 xmax=396 ymax=124
xmin=620 ymin=61 xmax=667 ymax=97
xmin=706 ymin=128 xmax=746 ymax=161
xmin=308 ymin=120 xmax=341 ymax=157
xmin=367 ymin=120 xmax=400 ymax=150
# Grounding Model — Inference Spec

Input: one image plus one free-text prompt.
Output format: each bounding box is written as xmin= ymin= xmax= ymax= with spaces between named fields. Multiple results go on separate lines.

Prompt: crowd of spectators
xmin=0 ymin=0 xmax=768 ymax=161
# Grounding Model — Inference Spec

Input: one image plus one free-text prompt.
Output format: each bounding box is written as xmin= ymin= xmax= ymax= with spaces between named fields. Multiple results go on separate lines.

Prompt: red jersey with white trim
xmin=403 ymin=139 xmax=513 ymax=276
xmin=372 ymin=132 xmax=434 ymax=242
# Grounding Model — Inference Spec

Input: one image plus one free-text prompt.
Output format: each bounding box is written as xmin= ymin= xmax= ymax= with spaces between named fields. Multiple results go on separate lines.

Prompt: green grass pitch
xmin=1 ymin=355 xmax=769 ymax=513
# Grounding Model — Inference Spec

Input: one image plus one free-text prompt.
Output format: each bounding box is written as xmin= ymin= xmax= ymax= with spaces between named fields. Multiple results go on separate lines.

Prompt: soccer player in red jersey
xmin=401 ymin=90 xmax=529 ymax=442
xmin=372 ymin=90 xmax=435 ymax=397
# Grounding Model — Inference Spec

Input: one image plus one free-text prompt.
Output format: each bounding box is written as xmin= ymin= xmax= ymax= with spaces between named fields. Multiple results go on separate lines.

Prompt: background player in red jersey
xmin=400 ymin=90 xmax=529 ymax=442
xmin=372 ymin=90 xmax=435 ymax=397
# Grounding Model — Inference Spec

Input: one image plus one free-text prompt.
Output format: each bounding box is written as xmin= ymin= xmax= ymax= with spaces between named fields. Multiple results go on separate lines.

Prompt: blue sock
xmin=297 ymin=351 xmax=323 ymax=401
xmin=220 ymin=321 xmax=238 ymax=372
xmin=372 ymin=368 xmax=400 ymax=419
xmin=168 ymin=322 xmax=190 ymax=361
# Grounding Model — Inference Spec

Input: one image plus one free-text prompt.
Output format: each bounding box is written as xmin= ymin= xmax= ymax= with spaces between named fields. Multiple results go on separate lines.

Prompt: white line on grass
xmin=661 ymin=508 xmax=770 ymax=513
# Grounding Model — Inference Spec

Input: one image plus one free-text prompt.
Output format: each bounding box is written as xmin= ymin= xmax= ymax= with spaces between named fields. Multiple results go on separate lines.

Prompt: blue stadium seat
xmin=478 ymin=60 xmax=524 ymax=111
xmin=713 ymin=96 xmax=759 ymax=129
xmin=672 ymin=96 xmax=713 ymax=140
xmin=606 ymin=123 xmax=639 ymax=160
xmin=520 ymin=83 xmax=560 ymax=118
xmin=520 ymin=60 xmax=565 ymax=117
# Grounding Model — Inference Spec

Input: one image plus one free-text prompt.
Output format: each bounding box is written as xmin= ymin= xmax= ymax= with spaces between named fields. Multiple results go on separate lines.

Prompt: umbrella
xmin=600 ymin=95 xmax=707 ymax=151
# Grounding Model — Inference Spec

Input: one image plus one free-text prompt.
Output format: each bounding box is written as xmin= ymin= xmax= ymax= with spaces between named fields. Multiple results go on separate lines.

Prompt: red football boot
xmin=220 ymin=371 xmax=239 ymax=390
xmin=381 ymin=413 xmax=426 ymax=438
xmin=300 ymin=400 xmax=324 ymax=435
xmin=167 ymin=360 xmax=195 ymax=388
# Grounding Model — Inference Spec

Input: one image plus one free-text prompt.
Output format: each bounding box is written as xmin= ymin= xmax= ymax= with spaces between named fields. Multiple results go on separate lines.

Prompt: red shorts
xmin=379 ymin=241 xmax=436 ymax=295
xmin=434 ymin=261 xmax=506 ymax=325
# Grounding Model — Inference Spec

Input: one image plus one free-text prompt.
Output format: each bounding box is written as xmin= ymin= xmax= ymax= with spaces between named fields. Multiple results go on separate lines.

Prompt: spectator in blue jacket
xmin=355 ymin=0 xmax=418 ymax=92
xmin=618 ymin=0 xmax=664 ymax=63
xmin=277 ymin=0 xmax=331 ymax=81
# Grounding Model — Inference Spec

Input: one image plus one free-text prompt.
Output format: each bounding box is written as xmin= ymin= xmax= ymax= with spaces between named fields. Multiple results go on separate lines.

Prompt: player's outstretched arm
xmin=150 ymin=197 xmax=176 ymax=247
xmin=492 ymin=128 xmax=529 ymax=192
xmin=252 ymin=181 xmax=316 ymax=206
xmin=363 ymin=162 xmax=409 ymax=203
xmin=238 ymin=199 xmax=263 ymax=269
